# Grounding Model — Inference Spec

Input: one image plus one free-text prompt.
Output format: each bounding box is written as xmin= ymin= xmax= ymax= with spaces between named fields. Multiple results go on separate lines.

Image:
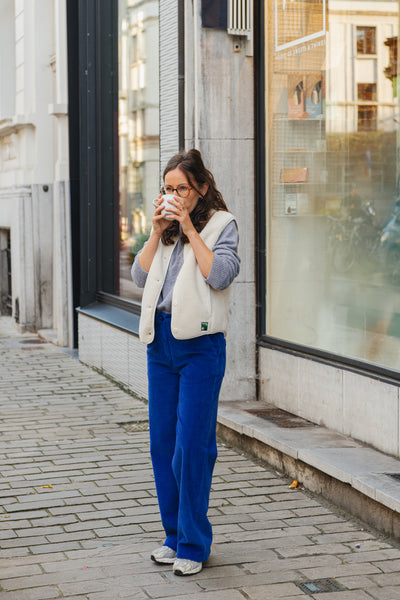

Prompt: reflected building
xmin=118 ymin=0 xmax=159 ymax=299
xmin=327 ymin=3 xmax=398 ymax=135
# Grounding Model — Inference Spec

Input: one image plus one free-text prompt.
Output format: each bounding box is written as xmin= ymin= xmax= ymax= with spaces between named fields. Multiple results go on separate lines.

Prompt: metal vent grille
xmin=228 ymin=0 xmax=252 ymax=39
xmin=245 ymin=408 xmax=316 ymax=428
xmin=297 ymin=579 xmax=345 ymax=594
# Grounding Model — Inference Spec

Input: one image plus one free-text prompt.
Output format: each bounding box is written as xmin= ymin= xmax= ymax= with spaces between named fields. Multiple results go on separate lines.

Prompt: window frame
xmin=357 ymin=104 xmax=378 ymax=132
xmin=356 ymin=25 xmax=377 ymax=56
xmin=76 ymin=0 xmax=121 ymax=310
xmin=255 ymin=0 xmax=400 ymax=386
xmin=76 ymin=0 xmax=185 ymax=318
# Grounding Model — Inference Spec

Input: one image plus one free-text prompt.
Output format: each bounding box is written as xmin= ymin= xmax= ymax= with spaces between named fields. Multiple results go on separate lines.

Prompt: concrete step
xmin=217 ymin=401 xmax=400 ymax=540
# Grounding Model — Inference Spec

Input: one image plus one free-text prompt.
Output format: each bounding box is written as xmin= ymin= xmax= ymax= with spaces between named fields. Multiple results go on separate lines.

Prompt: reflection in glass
xmin=118 ymin=0 xmax=159 ymax=301
xmin=356 ymin=26 xmax=376 ymax=55
xmin=266 ymin=0 xmax=400 ymax=372
xmin=358 ymin=83 xmax=377 ymax=102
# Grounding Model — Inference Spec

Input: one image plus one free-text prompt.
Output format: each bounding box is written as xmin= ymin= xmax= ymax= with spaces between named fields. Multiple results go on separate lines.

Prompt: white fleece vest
xmin=139 ymin=210 xmax=236 ymax=344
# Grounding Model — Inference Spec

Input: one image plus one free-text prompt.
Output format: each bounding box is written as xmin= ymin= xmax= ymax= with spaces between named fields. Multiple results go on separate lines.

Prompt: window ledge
xmin=77 ymin=302 xmax=140 ymax=336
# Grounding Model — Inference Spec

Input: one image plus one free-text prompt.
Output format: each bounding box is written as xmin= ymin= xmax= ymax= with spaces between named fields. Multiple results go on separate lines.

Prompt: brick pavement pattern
xmin=1 ymin=316 xmax=400 ymax=600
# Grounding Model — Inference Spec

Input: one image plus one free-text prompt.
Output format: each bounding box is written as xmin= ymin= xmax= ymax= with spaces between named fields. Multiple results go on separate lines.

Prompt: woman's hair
xmin=161 ymin=149 xmax=228 ymax=245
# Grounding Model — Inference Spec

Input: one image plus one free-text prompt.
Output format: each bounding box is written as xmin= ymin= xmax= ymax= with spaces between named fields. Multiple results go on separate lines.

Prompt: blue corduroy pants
xmin=147 ymin=312 xmax=226 ymax=563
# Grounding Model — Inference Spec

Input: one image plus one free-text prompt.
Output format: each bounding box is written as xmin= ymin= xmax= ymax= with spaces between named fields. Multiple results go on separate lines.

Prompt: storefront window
xmin=266 ymin=0 xmax=400 ymax=372
xmin=118 ymin=0 xmax=159 ymax=301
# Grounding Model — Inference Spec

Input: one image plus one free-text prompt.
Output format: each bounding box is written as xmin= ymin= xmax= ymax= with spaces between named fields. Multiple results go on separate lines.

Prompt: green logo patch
xmin=201 ymin=322 xmax=208 ymax=331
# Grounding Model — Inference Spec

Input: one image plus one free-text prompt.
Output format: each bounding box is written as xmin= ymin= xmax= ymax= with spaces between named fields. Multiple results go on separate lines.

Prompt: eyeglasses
xmin=161 ymin=184 xmax=192 ymax=198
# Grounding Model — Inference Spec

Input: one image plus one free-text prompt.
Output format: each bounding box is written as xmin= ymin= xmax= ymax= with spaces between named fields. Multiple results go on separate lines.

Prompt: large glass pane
xmin=266 ymin=0 xmax=400 ymax=371
xmin=118 ymin=0 xmax=159 ymax=301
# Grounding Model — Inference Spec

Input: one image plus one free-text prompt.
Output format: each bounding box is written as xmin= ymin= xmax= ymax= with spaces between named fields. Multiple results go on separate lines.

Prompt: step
xmin=217 ymin=401 xmax=400 ymax=539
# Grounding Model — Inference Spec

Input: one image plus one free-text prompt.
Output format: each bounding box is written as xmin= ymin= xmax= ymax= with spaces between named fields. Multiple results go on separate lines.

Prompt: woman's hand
xmin=165 ymin=196 xmax=214 ymax=278
xmin=161 ymin=195 xmax=195 ymax=236
xmin=138 ymin=194 xmax=172 ymax=272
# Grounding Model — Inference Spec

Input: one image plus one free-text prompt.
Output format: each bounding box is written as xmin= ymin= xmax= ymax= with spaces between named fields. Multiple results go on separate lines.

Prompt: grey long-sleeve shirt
xmin=131 ymin=220 xmax=240 ymax=314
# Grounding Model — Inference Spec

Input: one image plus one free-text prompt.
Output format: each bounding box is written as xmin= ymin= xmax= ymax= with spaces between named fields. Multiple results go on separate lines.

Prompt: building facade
xmin=0 ymin=0 xmax=73 ymax=347
xmin=2 ymin=0 xmax=400 ymax=458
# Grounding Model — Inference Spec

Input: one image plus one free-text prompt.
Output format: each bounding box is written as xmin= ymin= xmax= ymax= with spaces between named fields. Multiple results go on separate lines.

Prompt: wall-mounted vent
xmin=228 ymin=0 xmax=252 ymax=39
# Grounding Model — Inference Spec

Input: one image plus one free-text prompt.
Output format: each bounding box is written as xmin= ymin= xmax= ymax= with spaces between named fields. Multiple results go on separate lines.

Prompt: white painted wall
xmin=259 ymin=346 xmax=400 ymax=458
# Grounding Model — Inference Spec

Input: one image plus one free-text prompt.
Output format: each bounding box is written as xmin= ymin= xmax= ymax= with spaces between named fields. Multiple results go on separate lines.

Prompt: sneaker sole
xmin=151 ymin=555 xmax=176 ymax=565
xmin=173 ymin=565 xmax=203 ymax=576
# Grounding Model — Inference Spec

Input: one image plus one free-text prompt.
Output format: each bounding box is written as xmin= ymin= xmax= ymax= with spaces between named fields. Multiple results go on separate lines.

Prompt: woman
xmin=131 ymin=149 xmax=240 ymax=576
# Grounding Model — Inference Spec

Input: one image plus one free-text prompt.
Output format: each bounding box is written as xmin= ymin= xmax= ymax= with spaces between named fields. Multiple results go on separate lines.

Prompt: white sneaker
xmin=151 ymin=545 xmax=177 ymax=564
xmin=173 ymin=558 xmax=203 ymax=576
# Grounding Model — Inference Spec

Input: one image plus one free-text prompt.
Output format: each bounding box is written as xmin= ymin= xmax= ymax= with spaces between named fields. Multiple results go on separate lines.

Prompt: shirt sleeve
xmin=131 ymin=246 xmax=149 ymax=288
xmin=205 ymin=220 xmax=240 ymax=290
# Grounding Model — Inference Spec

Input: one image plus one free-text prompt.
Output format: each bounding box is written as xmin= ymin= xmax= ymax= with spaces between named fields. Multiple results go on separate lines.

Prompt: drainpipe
xmin=193 ymin=0 xmax=200 ymax=148
xmin=178 ymin=0 xmax=185 ymax=151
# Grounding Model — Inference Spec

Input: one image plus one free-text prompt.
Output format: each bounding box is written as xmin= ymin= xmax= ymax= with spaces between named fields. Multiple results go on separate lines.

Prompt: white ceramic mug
xmin=160 ymin=194 xmax=177 ymax=220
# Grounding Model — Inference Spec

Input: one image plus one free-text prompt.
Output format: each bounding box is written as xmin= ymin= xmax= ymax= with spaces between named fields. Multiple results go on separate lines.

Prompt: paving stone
xmin=77 ymin=509 xmax=124 ymax=521
xmin=276 ymin=543 xmax=352 ymax=558
xmin=0 ymin=588 xmax=60 ymax=600
xmin=196 ymin=570 xmax=302 ymax=591
xmin=0 ymin=547 xmax=30 ymax=558
xmin=372 ymin=558 xmax=400 ymax=572
xmin=93 ymin=524 xmax=143 ymax=537
xmin=312 ymin=593 xmax=373 ymax=600
xmin=335 ymin=575 xmax=378 ymax=589
xmin=367 ymin=587 xmax=400 ymax=600
xmin=371 ymin=572 xmax=400 ymax=585
xmin=244 ymin=554 xmax=342 ymax=574
xmin=64 ymin=519 xmax=111 ymax=532
xmin=88 ymin=590 xmax=147 ymax=600
xmin=299 ymin=562 xmax=382 ymax=579
xmin=0 ymin=563 xmax=43 ymax=579
xmin=0 ymin=535 xmax=48 ymax=548
xmin=241 ymin=582 xmax=305 ymax=598
xmin=341 ymin=549 xmax=400 ymax=563
xmin=141 ymin=592 xmax=247 ymax=600
xmin=139 ymin=581 xmax=201 ymax=598
xmin=30 ymin=541 xmax=82 ymax=554
xmin=1 ymin=566 xmax=106 ymax=591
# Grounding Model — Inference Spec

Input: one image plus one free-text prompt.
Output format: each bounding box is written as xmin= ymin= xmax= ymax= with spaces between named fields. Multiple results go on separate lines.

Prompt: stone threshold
xmin=217 ymin=401 xmax=400 ymax=540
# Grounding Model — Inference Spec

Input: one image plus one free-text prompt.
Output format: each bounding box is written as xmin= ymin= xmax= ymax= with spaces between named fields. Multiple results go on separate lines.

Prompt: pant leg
xmin=147 ymin=316 xmax=180 ymax=551
xmin=172 ymin=333 xmax=226 ymax=562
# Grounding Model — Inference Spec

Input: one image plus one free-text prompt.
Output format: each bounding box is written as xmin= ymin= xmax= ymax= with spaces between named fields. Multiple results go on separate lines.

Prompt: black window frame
xmin=72 ymin=0 xmax=185 ymax=323
xmin=255 ymin=1 xmax=400 ymax=386
xmin=73 ymin=0 xmax=123 ymax=311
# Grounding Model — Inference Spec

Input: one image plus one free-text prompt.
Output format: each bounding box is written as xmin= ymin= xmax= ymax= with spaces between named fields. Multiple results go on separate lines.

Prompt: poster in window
xmin=287 ymin=74 xmax=306 ymax=119
xmin=305 ymin=73 xmax=324 ymax=119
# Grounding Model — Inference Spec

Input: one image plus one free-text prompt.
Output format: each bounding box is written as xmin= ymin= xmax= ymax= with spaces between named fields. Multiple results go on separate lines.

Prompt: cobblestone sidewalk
xmin=1 ymin=316 xmax=400 ymax=600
